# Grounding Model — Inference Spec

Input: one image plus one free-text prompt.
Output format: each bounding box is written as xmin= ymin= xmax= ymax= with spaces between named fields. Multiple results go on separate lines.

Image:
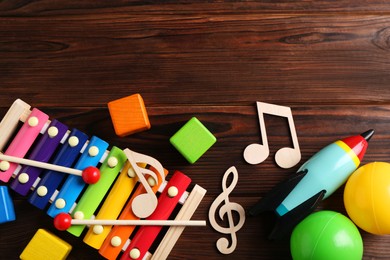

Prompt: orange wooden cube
xmin=108 ymin=94 xmax=151 ymax=137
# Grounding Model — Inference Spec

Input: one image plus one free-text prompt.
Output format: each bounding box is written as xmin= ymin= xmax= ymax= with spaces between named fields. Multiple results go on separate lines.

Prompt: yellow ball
xmin=344 ymin=162 xmax=390 ymax=235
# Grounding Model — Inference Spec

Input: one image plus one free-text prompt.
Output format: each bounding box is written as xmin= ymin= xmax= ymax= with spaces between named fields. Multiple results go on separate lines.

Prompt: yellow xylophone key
xmin=82 ymin=161 xmax=146 ymax=249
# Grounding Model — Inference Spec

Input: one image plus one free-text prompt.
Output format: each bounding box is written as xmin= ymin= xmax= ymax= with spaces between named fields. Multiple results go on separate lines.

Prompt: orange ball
xmin=344 ymin=162 xmax=390 ymax=235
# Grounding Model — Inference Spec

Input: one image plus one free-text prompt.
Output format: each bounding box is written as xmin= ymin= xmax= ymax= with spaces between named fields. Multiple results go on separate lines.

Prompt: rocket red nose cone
xmin=341 ymin=132 xmax=370 ymax=162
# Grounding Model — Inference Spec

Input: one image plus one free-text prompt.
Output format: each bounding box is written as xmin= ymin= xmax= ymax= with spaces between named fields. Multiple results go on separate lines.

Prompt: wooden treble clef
xmin=208 ymin=166 xmax=245 ymax=254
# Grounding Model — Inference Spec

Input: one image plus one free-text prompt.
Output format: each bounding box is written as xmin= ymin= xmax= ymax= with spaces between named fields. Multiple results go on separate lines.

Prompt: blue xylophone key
xmin=47 ymin=136 xmax=108 ymax=218
xmin=0 ymin=186 xmax=16 ymax=224
xmin=28 ymin=128 xmax=89 ymax=210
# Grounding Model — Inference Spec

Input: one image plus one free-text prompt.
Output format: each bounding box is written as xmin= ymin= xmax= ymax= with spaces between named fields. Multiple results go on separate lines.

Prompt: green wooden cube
xmin=170 ymin=117 xmax=216 ymax=164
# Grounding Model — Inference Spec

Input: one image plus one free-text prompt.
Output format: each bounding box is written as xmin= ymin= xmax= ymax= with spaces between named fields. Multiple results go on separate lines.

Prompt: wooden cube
xmin=170 ymin=117 xmax=216 ymax=164
xmin=0 ymin=186 xmax=15 ymax=224
xmin=20 ymin=229 xmax=72 ymax=260
xmin=108 ymin=94 xmax=151 ymax=137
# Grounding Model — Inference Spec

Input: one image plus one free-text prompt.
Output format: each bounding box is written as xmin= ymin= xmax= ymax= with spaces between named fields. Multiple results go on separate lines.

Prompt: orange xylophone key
xmin=98 ymin=167 xmax=168 ymax=260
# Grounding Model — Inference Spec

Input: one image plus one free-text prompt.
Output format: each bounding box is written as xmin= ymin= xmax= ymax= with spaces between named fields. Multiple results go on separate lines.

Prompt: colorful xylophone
xmin=0 ymin=99 xmax=206 ymax=260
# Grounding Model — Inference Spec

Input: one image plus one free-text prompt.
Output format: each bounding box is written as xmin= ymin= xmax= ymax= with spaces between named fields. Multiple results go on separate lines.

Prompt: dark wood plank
xmin=2 ymin=1 xmax=390 ymax=259
xmin=1 ymin=14 xmax=390 ymax=106
xmin=2 ymin=1 xmax=390 ymax=15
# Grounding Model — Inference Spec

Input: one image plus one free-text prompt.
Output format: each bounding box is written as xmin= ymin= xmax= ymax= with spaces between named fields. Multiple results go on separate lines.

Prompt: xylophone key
xmin=82 ymin=161 xmax=141 ymax=249
xmin=151 ymin=184 xmax=207 ymax=259
xmin=28 ymin=129 xmax=89 ymax=209
xmin=99 ymin=167 xmax=168 ymax=260
xmin=10 ymin=119 xmax=68 ymax=196
xmin=0 ymin=99 xmax=31 ymax=151
xmin=0 ymin=186 xmax=16 ymax=224
xmin=0 ymin=108 xmax=49 ymax=183
xmin=47 ymin=136 xmax=109 ymax=218
xmin=67 ymin=146 xmax=127 ymax=237
xmin=120 ymin=171 xmax=191 ymax=260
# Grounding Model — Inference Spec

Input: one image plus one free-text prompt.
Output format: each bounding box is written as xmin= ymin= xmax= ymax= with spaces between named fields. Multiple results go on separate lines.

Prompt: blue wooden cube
xmin=170 ymin=117 xmax=217 ymax=164
xmin=0 ymin=186 xmax=15 ymax=224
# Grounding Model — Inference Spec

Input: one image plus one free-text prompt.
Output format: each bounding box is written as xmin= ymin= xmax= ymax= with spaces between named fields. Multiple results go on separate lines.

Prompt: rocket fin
xmin=248 ymin=170 xmax=308 ymax=216
xmin=268 ymin=189 xmax=326 ymax=240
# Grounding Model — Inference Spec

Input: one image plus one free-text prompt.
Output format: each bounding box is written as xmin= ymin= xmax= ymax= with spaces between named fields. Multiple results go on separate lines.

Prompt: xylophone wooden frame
xmin=0 ymin=99 xmax=207 ymax=260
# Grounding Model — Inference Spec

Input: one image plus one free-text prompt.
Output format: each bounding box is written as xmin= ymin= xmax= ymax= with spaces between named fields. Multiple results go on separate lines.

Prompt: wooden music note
xmin=243 ymin=101 xmax=301 ymax=169
xmin=123 ymin=148 xmax=165 ymax=219
xmin=208 ymin=166 xmax=245 ymax=254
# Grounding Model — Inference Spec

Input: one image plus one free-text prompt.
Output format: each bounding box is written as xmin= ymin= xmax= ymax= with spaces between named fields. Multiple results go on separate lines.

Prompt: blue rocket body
xmin=276 ymin=141 xmax=357 ymax=216
xmin=248 ymin=130 xmax=373 ymax=239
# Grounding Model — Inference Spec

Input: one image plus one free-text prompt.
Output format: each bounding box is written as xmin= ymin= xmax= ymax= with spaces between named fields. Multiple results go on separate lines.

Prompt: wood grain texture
xmin=1 ymin=1 xmax=390 ymax=259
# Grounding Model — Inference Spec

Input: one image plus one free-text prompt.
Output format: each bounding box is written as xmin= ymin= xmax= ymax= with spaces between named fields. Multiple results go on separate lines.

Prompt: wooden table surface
xmin=1 ymin=1 xmax=390 ymax=259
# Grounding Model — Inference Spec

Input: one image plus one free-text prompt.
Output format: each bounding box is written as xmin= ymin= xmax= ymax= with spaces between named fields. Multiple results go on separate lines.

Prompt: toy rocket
xmin=248 ymin=129 xmax=374 ymax=240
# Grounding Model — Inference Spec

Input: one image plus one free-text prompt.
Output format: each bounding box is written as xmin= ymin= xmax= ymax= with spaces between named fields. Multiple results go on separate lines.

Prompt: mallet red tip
xmin=53 ymin=213 xmax=72 ymax=231
xmin=82 ymin=166 xmax=100 ymax=184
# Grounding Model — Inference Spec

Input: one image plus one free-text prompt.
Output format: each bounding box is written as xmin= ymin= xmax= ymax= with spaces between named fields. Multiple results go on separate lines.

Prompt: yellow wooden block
xmin=108 ymin=94 xmax=151 ymax=137
xmin=20 ymin=229 xmax=72 ymax=260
